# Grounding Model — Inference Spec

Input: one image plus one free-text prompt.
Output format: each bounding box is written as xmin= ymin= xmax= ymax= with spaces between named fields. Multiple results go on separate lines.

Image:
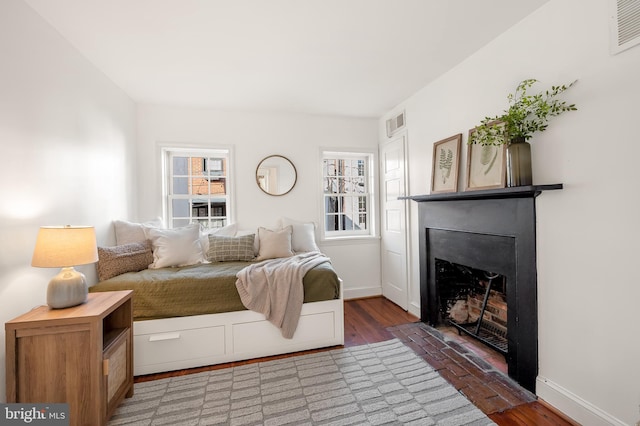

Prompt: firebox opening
xmin=435 ymin=258 xmax=508 ymax=355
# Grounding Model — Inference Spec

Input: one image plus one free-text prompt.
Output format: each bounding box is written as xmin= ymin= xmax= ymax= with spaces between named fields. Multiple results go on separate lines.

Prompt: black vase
xmin=506 ymin=138 xmax=532 ymax=187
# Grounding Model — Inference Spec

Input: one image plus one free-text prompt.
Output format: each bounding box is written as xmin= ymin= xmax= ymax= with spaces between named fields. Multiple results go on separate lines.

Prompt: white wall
xmin=136 ymin=105 xmax=381 ymax=299
xmin=381 ymin=1 xmax=640 ymax=424
xmin=0 ymin=0 xmax=136 ymax=402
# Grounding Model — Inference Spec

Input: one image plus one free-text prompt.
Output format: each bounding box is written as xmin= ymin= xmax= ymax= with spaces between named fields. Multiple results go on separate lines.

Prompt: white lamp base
xmin=47 ymin=267 xmax=88 ymax=309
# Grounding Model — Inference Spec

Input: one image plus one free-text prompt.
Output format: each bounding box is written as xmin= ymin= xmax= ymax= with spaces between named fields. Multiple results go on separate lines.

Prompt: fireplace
xmin=404 ymin=184 xmax=561 ymax=393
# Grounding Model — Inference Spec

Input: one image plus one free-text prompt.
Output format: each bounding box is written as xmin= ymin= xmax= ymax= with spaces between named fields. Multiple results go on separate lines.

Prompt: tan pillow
xmin=256 ymin=226 xmax=294 ymax=261
xmin=96 ymin=240 xmax=153 ymax=281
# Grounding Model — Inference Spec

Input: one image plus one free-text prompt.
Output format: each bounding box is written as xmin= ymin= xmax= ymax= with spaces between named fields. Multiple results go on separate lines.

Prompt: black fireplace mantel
xmin=404 ymin=183 xmax=562 ymax=393
xmin=400 ymin=184 xmax=562 ymax=203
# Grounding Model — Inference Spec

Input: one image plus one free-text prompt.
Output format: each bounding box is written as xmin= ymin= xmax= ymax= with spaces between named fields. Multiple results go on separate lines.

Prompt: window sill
xmin=319 ymin=235 xmax=380 ymax=246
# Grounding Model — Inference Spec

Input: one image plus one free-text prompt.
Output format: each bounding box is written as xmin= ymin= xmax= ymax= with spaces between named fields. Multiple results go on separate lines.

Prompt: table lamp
xmin=31 ymin=225 xmax=99 ymax=309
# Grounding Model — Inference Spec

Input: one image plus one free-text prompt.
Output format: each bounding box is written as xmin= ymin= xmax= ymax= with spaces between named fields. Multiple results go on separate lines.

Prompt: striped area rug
xmin=109 ymin=339 xmax=495 ymax=425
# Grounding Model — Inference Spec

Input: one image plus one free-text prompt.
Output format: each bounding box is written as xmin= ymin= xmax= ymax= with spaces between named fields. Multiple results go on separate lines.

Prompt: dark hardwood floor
xmin=135 ymin=297 xmax=578 ymax=425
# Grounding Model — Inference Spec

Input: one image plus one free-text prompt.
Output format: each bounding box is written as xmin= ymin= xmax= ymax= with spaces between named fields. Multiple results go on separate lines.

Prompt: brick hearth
xmin=388 ymin=321 xmax=535 ymax=415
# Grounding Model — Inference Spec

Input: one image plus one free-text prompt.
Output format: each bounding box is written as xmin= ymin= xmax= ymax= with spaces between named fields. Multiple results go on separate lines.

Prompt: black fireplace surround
xmin=403 ymin=184 xmax=561 ymax=393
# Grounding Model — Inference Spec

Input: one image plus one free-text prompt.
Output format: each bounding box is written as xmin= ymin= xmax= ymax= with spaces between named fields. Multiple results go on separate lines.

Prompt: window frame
xmin=320 ymin=149 xmax=377 ymax=241
xmin=161 ymin=146 xmax=235 ymax=229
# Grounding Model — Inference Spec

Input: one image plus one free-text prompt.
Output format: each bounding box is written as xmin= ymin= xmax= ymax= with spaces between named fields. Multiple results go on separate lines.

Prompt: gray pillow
xmin=96 ymin=240 xmax=153 ymax=281
xmin=207 ymin=234 xmax=255 ymax=262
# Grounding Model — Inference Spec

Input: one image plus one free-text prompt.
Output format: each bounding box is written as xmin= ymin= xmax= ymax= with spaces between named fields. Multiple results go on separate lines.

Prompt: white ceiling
xmin=24 ymin=0 xmax=548 ymax=118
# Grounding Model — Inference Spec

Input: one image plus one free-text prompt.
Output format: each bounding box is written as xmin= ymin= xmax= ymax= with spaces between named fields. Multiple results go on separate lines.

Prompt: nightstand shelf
xmin=104 ymin=327 xmax=128 ymax=348
xmin=5 ymin=290 xmax=133 ymax=426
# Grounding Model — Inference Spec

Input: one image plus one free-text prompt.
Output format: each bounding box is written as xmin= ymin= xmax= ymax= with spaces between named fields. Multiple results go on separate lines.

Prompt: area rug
xmin=109 ymin=339 xmax=495 ymax=426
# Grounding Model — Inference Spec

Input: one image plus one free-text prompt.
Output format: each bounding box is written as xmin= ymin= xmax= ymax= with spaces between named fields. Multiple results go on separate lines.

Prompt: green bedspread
xmin=89 ymin=260 xmax=340 ymax=321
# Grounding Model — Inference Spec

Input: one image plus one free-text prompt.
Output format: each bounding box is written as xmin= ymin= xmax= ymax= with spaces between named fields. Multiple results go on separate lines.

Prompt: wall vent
xmin=386 ymin=111 xmax=406 ymax=137
xmin=610 ymin=0 xmax=640 ymax=54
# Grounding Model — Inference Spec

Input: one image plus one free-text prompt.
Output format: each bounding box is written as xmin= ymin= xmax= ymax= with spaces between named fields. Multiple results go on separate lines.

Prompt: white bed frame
xmin=132 ymin=280 xmax=344 ymax=375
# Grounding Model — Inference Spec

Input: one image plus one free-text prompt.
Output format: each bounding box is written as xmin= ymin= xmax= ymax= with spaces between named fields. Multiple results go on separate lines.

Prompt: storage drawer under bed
xmin=134 ymin=324 xmax=225 ymax=370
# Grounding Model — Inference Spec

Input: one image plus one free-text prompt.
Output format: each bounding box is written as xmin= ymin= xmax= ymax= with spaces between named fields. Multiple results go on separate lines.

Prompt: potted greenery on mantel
xmin=469 ymin=78 xmax=577 ymax=187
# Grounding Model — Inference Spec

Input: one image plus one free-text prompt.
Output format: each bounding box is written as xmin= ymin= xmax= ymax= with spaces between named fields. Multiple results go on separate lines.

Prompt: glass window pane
xmin=341 ymin=214 xmax=348 ymax=231
xmin=346 ymin=177 xmax=364 ymax=193
xmin=173 ymin=177 xmax=189 ymax=195
xmin=358 ymin=214 xmax=367 ymax=230
xmin=344 ymin=160 xmax=352 ymax=177
xmin=326 ymin=196 xmax=339 ymax=213
xmin=191 ymin=200 xmax=208 ymax=217
xmin=323 ymin=177 xmax=332 ymax=194
xmin=330 ymin=160 xmax=339 ymax=177
xmin=330 ymin=159 xmax=339 ymax=176
xmin=342 ymin=196 xmax=352 ymax=215
xmin=325 ymin=214 xmax=338 ymax=232
xmin=325 ymin=176 xmax=342 ymax=194
xmin=173 ymin=157 xmax=189 ymax=175
xmin=338 ymin=160 xmax=347 ymax=177
xmin=172 ymin=199 xmax=190 ymax=217
xmin=358 ymin=196 xmax=367 ymax=212
xmin=211 ymin=201 xmax=226 ymax=217
xmin=343 ymin=177 xmax=353 ymax=193
xmin=191 ymin=177 xmax=209 ymax=195
xmin=207 ymin=158 xmax=225 ymax=178
xmin=210 ymin=177 xmax=226 ymax=195
xmin=191 ymin=157 xmax=205 ymax=177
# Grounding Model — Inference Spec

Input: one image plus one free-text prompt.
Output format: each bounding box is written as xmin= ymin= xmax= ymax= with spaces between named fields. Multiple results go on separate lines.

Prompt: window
xmin=163 ymin=148 xmax=232 ymax=229
xmin=322 ymin=151 xmax=375 ymax=238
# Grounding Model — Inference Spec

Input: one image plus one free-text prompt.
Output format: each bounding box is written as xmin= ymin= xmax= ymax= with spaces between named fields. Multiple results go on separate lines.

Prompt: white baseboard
xmin=343 ymin=287 xmax=381 ymax=300
xmin=536 ymin=376 xmax=628 ymax=426
xmin=408 ymin=301 xmax=420 ymax=319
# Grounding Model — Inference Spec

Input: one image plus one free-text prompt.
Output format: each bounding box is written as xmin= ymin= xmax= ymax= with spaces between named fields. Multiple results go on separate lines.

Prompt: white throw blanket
xmin=235 ymin=252 xmax=331 ymax=339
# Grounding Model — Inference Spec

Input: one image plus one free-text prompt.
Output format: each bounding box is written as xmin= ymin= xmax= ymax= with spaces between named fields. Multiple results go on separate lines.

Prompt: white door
xmin=380 ymin=135 xmax=409 ymax=310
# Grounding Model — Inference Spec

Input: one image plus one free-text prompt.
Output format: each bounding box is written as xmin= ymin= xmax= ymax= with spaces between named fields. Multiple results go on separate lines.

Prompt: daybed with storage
xmin=89 ymin=219 xmax=345 ymax=376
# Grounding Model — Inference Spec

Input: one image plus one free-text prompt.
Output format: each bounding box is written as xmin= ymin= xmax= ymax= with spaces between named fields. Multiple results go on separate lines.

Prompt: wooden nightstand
xmin=5 ymin=290 xmax=133 ymax=426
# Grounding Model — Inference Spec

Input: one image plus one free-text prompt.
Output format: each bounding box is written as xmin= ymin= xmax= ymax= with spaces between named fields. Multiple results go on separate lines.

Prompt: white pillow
xmin=280 ymin=217 xmax=320 ymax=253
xmin=147 ymin=224 xmax=203 ymax=268
xmin=114 ymin=218 xmax=163 ymax=245
xmin=200 ymin=223 xmax=237 ymax=254
xmin=256 ymin=226 xmax=294 ymax=261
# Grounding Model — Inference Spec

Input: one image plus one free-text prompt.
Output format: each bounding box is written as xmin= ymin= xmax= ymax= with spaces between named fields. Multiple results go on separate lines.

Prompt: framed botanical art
xmin=431 ymin=133 xmax=462 ymax=193
xmin=465 ymin=125 xmax=507 ymax=190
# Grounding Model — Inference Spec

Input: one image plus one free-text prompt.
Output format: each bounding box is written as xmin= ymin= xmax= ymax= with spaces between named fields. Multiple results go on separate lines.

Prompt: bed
xmin=89 ymin=219 xmax=345 ymax=376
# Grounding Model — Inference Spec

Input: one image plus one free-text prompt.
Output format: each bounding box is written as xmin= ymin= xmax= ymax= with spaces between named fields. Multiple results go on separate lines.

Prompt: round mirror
xmin=256 ymin=155 xmax=297 ymax=196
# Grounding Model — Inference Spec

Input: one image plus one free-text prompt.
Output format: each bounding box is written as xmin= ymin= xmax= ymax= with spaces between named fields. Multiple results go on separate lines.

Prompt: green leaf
xmin=468 ymin=78 xmax=577 ymax=145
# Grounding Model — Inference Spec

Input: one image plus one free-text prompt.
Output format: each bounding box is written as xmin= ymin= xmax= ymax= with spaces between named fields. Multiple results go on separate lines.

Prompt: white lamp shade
xmin=31 ymin=226 xmax=99 ymax=268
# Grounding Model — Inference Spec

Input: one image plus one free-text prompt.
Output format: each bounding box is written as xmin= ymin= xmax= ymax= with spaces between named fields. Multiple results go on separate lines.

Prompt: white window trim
xmin=160 ymin=145 xmax=236 ymax=228
xmin=319 ymin=148 xmax=378 ymax=242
